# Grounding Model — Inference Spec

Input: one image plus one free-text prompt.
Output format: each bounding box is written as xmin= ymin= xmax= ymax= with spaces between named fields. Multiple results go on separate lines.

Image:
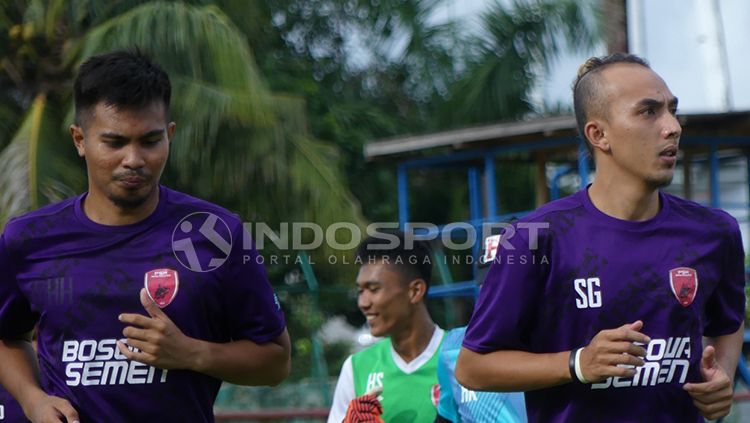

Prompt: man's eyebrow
xmin=635 ymin=97 xmax=679 ymax=108
xmin=138 ymin=129 xmax=165 ymax=139
xmin=356 ymin=281 xmax=382 ymax=288
xmin=99 ymin=129 xmax=165 ymax=140
xmin=99 ymin=132 xmax=127 ymax=140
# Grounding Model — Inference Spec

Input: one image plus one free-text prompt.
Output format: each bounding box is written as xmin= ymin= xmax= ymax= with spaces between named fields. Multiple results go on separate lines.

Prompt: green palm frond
xmin=443 ymin=0 xmax=598 ymax=125
xmin=0 ymin=94 xmax=84 ymax=227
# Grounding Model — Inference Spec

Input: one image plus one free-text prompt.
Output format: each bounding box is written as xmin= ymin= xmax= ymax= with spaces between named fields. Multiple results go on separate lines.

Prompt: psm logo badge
xmin=145 ymin=268 xmax=179 ymax=308
xmin=669 ymin=267 xmax=698 ymax=307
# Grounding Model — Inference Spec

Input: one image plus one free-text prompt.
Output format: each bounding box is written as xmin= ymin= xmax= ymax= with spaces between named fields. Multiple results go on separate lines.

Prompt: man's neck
xmin=588 ymin=176 xmax=660 ymax=222
xmin=83 ymin=186 xmax=160 ymax=226
xmin=389 ymin=308 xmax=436 ymax=363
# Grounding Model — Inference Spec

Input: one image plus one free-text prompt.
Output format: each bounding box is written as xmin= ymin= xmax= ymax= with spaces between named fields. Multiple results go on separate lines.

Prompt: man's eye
xmin=641 ymin=108 xmax=655 ymax=116
xmin=104 ymin=140 xmax=125 ymax=148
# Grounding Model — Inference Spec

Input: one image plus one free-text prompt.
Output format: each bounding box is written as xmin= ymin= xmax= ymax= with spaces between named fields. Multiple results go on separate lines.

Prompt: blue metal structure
xmin=387 ymin=133 xmax=750 ymax=303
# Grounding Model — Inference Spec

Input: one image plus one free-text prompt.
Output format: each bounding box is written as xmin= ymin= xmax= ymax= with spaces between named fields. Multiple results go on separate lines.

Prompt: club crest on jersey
xmin=431 ymin=384 xmax=440 ymax=407
xmin=481 ymin=235 xmax=501 ymax=264
xmin=669 ymin=267 xmax=698 ymax=307
xmin=144 ymin=268 xmax=179 ymax=308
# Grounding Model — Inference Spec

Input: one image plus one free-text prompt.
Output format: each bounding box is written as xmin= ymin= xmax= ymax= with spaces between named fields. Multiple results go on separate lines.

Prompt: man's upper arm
xmin=220 ymin=221 xmax=286 ymax=343
xmin=463 ymin=227 xmax=547 ymax=353
xmin=704 ymin=217 xmax=746 ymax=337
xmin=327 ymin=356 xmax=355 ymax=423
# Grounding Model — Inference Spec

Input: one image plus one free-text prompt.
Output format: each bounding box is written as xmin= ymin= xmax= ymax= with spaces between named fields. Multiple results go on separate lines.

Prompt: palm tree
xmin=443 ymin=0 xmax=599 ymax=125
xmin=0 ymin=1 xmax=363 ymax=231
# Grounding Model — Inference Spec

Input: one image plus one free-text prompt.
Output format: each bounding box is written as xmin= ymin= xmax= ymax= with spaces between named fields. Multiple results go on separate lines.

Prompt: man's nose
xmin=663 ymin=114 xmax=682 ymax=140
xmin=122 ymin=144 xmax=146 ymax=169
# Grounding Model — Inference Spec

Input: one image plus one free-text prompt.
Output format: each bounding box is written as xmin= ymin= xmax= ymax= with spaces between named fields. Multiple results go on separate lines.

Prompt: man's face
xmin=595 ymin=63 xmax=681 ymax=188
xmin=356 ymin=262 xmax=414 ymax=338
xmin=71 ymin=101 xmax=175 ymax=209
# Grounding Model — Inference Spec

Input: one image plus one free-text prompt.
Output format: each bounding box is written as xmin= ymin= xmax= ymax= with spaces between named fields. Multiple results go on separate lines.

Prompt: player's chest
xmin=15 ymin=248 xmax=221 ymax=332
xmin=544 ymin=228 xmax=724 ymax=314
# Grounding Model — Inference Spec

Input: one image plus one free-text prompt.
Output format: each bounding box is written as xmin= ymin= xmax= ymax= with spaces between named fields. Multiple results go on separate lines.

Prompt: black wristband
xmin=568 ymin=349 xmax=578 ymax=383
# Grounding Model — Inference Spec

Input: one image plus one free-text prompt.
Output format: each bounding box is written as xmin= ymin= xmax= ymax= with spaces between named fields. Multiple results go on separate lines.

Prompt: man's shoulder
xmin=663 ymin=192 xmax=739 ymax=234
xmin=5 ymin=196 xmax=78 ymax=229
xmin=3 ymin=196 xmax=79 ymax=244
xmin=162 ymin=186 xmax=243 ymax=227
xmin=516 ymin=191 xmax=586 ymax=224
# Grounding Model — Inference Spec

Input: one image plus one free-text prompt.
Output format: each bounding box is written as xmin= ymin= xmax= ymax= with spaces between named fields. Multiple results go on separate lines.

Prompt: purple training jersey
xmin=463 ymin=188 xmax=745 ymax=423
xmin=0 ymin=186 xmax=286 ymax=422
xmin=0 ymin=386 xmax=28 ymax=422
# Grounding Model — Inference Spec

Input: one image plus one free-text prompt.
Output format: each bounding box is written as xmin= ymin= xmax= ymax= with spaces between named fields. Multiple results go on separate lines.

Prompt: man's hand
xmin=578 ymin=321 xmax=651 ymax=383
xmin=27 ymin=393 xmax=79 ymax=423
xmin=343 ymin=389 xmax=384 ymax=423
xmin=117 ymin=288 xmax=198 ymax=369
xmin=683 ymin=345 xmax=733 ymax=420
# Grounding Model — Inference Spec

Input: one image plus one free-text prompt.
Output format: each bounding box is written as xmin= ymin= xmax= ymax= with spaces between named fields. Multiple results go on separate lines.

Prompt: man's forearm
xmin=705 ymin=322 xmax=744 ymax=384
xmin=0 ymin=339 xmax=46 ymax=416
xmin=189 ymin=330 xmax=291 ymax=386
xmin=456 ymin=347 xmax=572 ymax=392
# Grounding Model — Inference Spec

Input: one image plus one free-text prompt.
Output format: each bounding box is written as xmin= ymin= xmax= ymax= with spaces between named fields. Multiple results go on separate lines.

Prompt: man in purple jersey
xmin=0 ymin=50 xmax=291 ymax=422
xmin=0 ymin=386 xmax=28 ymax=422
xmin=455 ymin=53 xmax=745 ymax=422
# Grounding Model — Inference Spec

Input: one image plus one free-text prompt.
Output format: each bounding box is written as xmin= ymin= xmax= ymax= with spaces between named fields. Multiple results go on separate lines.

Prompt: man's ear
xmin=408 ymin=279 xmax=428 ymax=304
xmin=584 ymin=120 xmax=611 ymax=154
xmin=167 ymin=121 xmax=176 ymax=142
xmin=70 ymin=124 xmax=85 ymax=157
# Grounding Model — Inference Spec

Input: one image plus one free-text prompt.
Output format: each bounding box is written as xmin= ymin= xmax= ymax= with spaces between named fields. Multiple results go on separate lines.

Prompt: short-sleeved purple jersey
xmin=463 ymin=188 xmax=745 ymax=423
xmin=0 ymin=186 xmax=285 ymax=422
xmin=0 ymin=386 xmax=28 ymax=422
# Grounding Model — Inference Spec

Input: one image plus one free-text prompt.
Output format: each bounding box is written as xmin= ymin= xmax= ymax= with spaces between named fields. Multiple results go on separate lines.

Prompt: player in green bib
xmin=328 ymin=233 xmax=444 ymax=423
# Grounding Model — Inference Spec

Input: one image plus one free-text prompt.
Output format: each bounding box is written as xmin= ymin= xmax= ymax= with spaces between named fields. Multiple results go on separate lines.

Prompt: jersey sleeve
xmin=462 ymin=226 xmax=547 ymax=353
xmin=703 ymin=216 xmax=746 ymax=337
xmin=436 ymin=345 xmax=459 ymax=422
xmin=0 ymin=233 xmax=36 ymax=339
xmin=220 ymin=221 xmax=286 ymax=343
xmin=327 ymin=356 xmax=355 ymax=423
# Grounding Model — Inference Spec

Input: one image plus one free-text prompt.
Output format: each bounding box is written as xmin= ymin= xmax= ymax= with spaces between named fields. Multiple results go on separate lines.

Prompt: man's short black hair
xmin=355 ymin=231 xmax=432 ymax=288
xmin=572 ymin=53 xmax=650 ymax=156
xmin=74 ymin=49 xmax=171 ymax=126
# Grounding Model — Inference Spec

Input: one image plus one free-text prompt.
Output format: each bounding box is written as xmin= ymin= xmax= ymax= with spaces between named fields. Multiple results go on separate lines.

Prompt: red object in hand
xmin=343 ymin=392 xmax=384 ymax=423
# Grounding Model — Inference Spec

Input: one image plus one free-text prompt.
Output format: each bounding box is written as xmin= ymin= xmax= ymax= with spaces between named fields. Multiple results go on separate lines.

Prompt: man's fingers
xmin=701 ymin=345 xmax=717 ymax=370
xmin=602 ymin=365 xmax=637 ymax=379
xmin=626 ymin=320 xmax=643 ymax=332
xmin=608 ymin=341 xmax=647 ymax=357
xmin=603 ymin=322 xmax=650 ymax=344
xmin=691 ymin=390 xmax=733 ymax=407
xmin=122 ymin=326 xmax=152 ymax=342
xmin=119 ymin=313 xmax=155 ymax=328
xmin=140 ymin=288 xmax=166 ymax=319
xmin=607 ymin=353 xmax=645 ymax=368
xmin=124 ymin=337 xmax=157 ymax=355
xmin=692 ymin=398 xmax=732 ymax=419
xmin=53 ymin=398 xmax=79 ymax=423
xmin=684 ymin=377 xmax=731 ymax=395
xmin=117 ymin=341 xmax=157 ymax=366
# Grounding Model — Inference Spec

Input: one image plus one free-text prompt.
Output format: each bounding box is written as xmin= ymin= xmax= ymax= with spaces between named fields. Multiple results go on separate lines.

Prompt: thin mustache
xmin=113 ymin=172 xmax=148 ymax=180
